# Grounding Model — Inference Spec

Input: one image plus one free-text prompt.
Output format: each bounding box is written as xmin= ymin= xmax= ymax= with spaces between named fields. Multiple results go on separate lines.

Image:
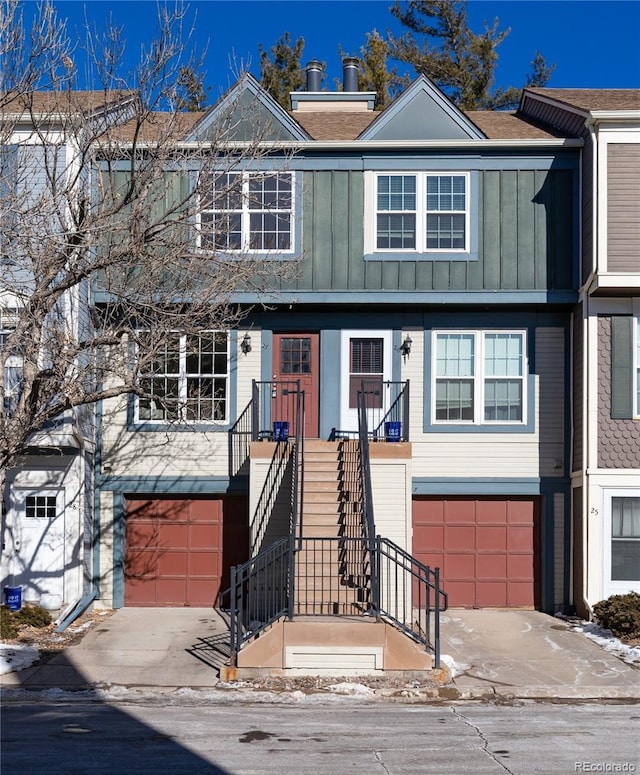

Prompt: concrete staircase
xmin=232 ymin=439 xmax=435 ymax=676
xmin=295 ymin=440 xmax=366 ymax=616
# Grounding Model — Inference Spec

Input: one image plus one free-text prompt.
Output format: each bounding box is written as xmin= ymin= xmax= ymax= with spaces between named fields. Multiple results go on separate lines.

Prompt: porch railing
xmin=331 ymin=380 xmax=410 ymax=442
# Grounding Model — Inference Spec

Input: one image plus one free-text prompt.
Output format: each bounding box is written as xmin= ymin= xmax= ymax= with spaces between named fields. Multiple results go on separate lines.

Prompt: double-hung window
xmin=433 ymin=331 xmax=526 ymax=425
xmin=198 ymin=172 xmax=293 ymax=253
xmin=136 ymin=331 xmax=229 ymax=424
xmin=373 ymin=172 xmax=470 ymax=254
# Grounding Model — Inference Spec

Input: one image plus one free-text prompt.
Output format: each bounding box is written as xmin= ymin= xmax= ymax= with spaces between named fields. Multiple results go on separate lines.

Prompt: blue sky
xmin=47 ymin=1 xmax=640 ymax=97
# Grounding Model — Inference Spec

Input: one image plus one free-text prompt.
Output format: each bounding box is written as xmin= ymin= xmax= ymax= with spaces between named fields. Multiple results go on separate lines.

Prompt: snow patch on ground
xmin=573 ymin=622 xmax=640 ymax=666
xmin=327 ymin=682 xmax=375 ymax=696
xmin=0 ymin=644 xmax=40 ymax=675
xmin=554 ymin=612 xmax=640 ymax=666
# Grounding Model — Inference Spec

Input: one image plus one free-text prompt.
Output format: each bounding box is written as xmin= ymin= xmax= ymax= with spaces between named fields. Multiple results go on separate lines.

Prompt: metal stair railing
xmin=374 ymin=536 xmax=448 ymax=668
xmin=227 ymin=536 xmax=293 ymax=663
xmin=224 ymin=380 xmax=304 ymax=665
xmin=357 ymin=382 xmax=380 ymax=612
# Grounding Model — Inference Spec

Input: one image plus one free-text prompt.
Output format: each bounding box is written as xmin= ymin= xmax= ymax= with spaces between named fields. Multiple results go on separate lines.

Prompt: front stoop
xmin=229 ymin=617 xmax=434 ymax=678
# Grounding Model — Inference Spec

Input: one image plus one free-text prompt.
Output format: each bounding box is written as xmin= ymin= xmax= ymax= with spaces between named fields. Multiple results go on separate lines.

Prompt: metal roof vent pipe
xmin=342 ymin=56 xmax=359 ymax=92
xmin=305 ymin=60 xmax=323 ymax=91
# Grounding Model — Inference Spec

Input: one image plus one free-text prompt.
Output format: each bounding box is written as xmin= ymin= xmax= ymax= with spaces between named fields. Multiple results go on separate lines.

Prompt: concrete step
xmin=235 ymin=616 xmax=434 ymax=674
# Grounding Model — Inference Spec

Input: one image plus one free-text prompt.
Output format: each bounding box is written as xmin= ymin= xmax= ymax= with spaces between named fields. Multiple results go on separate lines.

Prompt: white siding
xmin=101 ymin=329 xmax=261 ymax=478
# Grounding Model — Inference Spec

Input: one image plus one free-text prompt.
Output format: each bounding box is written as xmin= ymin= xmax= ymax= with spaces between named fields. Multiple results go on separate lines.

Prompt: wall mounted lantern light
xmin=400 ymin=335 xmax=412 ymax=358
xmin=240 ymin=333 xmax=252 ymax=355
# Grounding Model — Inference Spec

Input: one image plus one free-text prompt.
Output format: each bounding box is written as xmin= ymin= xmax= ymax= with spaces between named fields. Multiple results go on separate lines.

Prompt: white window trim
xmin=634 ymin=316 xmax=640 ymax=419
xmin=602 ymin=488 xmax=640 ymax=597
xmin=196 ymin=171 xmax=295 ymax=255
xmin=340 ymin=330 xmax=392 ymax=432
xmin=364 ymin=171 xmax=471 ymax=255
xmin=134 ymin=331 xmax=229 ymax=425
xmin=431 ymin=329 xmax=528 ymax=426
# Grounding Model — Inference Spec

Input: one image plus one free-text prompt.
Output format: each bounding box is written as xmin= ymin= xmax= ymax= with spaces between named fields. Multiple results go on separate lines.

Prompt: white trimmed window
xmin=198 ymin=172 xmax=293 ymax=252
xmin=136 ymin=332 xmax=229 ymax=424
xmin=433 ymin=331 xmax=526 ymax=424
xmin=604 ymin=491 xmax=640 ymax=596
xmin=635 ymin=317 xmax=640 ymax=416
xmin=371 ymin=172 xmax=469 ymax=253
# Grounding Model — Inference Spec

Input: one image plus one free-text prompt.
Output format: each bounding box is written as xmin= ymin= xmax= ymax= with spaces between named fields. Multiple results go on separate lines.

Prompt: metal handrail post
xmin=434 ymin=566 xmax=441 ymax=669
xmin=229 ymin=565 xmax=237 ymax=664
xmin=403 ymin=380 xmax=410 ymax=441
xmin=287 ymin=533 xmax=295 ymax=621
xmin=251 ymin=381 xmax=259 ymax=441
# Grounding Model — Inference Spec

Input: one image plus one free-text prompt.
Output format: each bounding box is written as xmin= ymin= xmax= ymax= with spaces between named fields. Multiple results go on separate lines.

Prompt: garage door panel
xmin=157 ymin=550 xmax=188 ymax=576
xmin=413 ymin=499 xmax=444 ymax=523
xmin=475 ymin=500 xmax=507 ymax=523
xmin=412 ymin=496 xmax=538 ymax=608
xmin=444 ymin=500 xmax=476 ymax=523
xmin=189 ymin=551 xmax=221 ymax=576
xmin=444 ymin=526 xmax=475 ymax=551
xmin=507 ymin=526 xmax=533 ymax=551
xmin=476 ymin=582 xmax=508 ymax=607
xmin=446 ymin=582 xmax=476 ymax=607
xmin=156 ymin=578 xmax=188 ymax=605
xmin=189 ymin=524 xmax=221 ymax=548
xmin=476 ymin=526 xmax=507 ymax=551
xmin=508 ymin=500 xmax=534 ymax=524
xmin=476 ymin=554 xmax=507 ymax=579
xmin=507 ymin=554 xmax=534 ymax=580
xmin=125 ymin=548 xmax=158 ymax=577
xmin=414 ymin=525 xmax=444 ymax=550
xmin=507 ymin=581 xmax=534 ymax=607
xmin=157 ymin=523 xmax=188 ymax=547
xmin=444 ymin=553 xmax=475 ymax=579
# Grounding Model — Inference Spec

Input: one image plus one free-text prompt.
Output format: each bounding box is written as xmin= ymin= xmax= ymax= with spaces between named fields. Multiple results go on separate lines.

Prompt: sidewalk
xmin=2 ymin=608 xmax=640 ymax=701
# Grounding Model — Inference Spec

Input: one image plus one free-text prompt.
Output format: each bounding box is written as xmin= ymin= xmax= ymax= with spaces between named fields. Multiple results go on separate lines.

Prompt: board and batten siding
xmin=607 ymin=144 xmax=640 ymax=272
xmin=299 ymin=168 xmax=574 ymax=293
xmin=536 ymin=327 xmax=566 ymax=477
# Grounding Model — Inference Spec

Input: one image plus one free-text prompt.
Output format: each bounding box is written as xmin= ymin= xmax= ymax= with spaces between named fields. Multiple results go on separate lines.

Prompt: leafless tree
xmin=0 ymin=0 xmax=297 ymax=494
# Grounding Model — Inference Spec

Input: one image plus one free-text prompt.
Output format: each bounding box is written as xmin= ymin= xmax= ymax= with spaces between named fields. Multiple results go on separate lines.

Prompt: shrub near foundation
xmin=14 ymin=605 xmax=52 ymax=628
xmin=593 ymin=592 xmax=640 ymax=640
xmin=0 ymin=605 xmax=19 ymax=640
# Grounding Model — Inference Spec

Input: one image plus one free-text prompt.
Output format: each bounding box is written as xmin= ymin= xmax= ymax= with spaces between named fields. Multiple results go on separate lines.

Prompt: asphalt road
xmin=2 ymin=700 xmax=639 ymax=774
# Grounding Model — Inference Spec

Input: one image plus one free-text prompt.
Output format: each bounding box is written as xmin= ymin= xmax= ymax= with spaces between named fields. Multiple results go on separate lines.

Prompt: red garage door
xmin=412 ymin=497 xmax=539 ymax=608
xmin=125 ymin=495 xmax=248 ymax=607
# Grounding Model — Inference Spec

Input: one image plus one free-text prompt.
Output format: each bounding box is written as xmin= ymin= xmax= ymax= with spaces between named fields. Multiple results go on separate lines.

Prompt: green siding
xmin=292 ymin=168 xmax=575 ymax=293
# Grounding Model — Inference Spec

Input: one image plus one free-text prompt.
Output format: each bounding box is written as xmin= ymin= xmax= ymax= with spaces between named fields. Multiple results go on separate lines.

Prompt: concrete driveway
xmin=2 ymin=607 xmax=640 ymax=700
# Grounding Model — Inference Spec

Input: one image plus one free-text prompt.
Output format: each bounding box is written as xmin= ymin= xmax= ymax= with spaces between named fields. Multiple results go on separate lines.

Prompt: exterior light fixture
xmin=400 ymin=335 xmax=412 ymax=357
xmin=240 ymin=333 xmax=252 ymax=355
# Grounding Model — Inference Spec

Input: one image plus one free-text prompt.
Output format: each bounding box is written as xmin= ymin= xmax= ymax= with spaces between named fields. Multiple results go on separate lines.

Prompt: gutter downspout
xmin=578 ymin=118 xmax=600 ymax=619
xmin=55 ymin=589 xmax=98 ymax=632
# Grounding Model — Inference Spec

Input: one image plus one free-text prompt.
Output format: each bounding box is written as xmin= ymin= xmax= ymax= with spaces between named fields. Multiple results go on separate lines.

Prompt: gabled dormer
xmin=186 ymin=73 xmax=310 ymax=143
xmin=359 ymin=74 xmax=486 ymax=142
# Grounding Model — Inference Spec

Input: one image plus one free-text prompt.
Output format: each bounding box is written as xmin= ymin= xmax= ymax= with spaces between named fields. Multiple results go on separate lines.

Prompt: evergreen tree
xmin=175 ymin=65 xmax=210 ymax=111
xmin=259 ymin=32 xmax=309 ymax=109
xmin=349 ymin=30 xmax=408 ymax=111
xmin=388 ymin=0 xmax=554 ymax=110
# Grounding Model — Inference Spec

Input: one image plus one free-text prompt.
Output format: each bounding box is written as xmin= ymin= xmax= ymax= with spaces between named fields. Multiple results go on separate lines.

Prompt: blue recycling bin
xmin=3 ymin=585 xmax=22 ymax=611
xmin=384 ymin=421 xmax=402 ymax=442
xmin=273 ymin=421 xmax=289 ymax=441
